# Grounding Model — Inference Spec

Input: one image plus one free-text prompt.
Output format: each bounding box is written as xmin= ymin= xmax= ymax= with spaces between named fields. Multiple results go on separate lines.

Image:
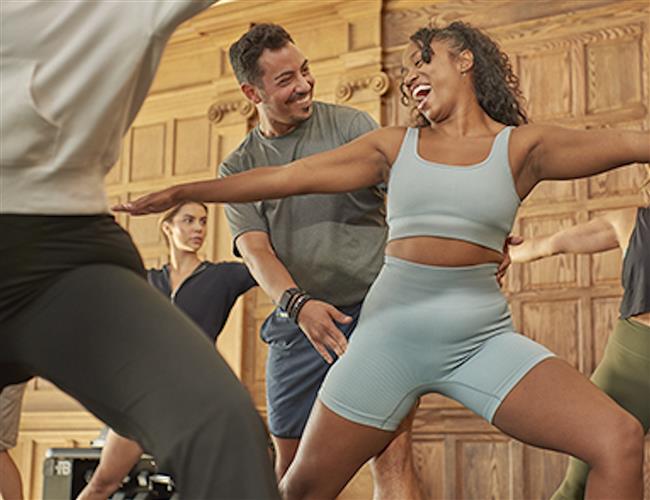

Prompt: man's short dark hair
xmin=229 ymin=24 xmax=294 ymax=86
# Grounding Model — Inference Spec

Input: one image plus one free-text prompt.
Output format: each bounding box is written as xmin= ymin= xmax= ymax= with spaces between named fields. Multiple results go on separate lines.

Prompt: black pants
xmin=0 ymin=215 xmax=279 ymax=499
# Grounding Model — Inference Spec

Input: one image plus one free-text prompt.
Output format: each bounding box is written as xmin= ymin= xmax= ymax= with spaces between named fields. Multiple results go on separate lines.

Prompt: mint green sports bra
xmin=386 ymin=126 xmax=521 ymax=253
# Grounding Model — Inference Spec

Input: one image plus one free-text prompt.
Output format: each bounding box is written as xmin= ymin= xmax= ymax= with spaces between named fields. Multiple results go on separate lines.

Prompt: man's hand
xmin=112 ymin=186 xmax=181 ymax=215
xmin=497 ymin=235 xmax=524 ymax=287
xmin=296 ymin=300 xmax=352 ymax=364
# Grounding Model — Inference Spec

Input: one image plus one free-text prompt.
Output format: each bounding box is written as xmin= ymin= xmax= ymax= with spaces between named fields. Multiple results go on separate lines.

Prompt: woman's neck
xmin=168 ymin=248 xmax=201 ymax=275
xmin=433 ymin=104 xmax=499 ymax=138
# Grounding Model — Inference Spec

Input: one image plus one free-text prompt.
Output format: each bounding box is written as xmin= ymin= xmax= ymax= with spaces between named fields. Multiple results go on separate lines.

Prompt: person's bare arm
xmin=522 ymin=125 xmax=649 ymax=187
xmin=510 ymin=217 xmax=619 ymax=263
xmin=237 ymin=232 xmax=298 ymax=305
xmin=237 ymin=232 xmax=351 ymax=364
xmin=114 ymin=128 xmax=393 ymax=215
xmin=76 ymin=430 xmax=143 ymax=500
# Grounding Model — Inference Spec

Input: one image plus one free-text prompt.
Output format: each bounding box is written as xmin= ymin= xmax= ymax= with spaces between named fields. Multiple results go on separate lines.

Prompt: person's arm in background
xmin=510 ymin=216 xmax=621 ymax=263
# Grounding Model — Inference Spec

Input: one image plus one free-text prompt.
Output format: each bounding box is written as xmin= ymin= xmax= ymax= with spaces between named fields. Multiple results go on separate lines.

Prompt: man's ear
xmin=241 ymin=82 xmax=262 ymax=104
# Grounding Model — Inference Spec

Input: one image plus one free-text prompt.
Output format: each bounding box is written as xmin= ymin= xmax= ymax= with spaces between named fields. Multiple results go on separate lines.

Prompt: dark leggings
xmin=0 ymin=216 xmax=278 ymax=499
xmin=551 ymin=318 xmax=650 ymax=499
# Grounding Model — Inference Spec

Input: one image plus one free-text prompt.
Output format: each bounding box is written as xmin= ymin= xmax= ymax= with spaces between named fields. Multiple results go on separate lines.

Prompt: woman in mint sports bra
xmin=118 ymin=22 xmax=650 ymax=499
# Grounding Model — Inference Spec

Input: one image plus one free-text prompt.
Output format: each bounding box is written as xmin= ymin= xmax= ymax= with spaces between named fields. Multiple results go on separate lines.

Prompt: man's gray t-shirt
xmin=219 ymin=101 xmax=386 ymax=306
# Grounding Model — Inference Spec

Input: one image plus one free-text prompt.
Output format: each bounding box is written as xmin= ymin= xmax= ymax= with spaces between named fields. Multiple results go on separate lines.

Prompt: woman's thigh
xmin=492 ymin=357 xmax=637 ymax=461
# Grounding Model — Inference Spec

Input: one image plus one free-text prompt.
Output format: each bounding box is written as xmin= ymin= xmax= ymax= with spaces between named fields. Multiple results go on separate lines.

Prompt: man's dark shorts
xmin=261 ymin=303 xmax=362 ymax=439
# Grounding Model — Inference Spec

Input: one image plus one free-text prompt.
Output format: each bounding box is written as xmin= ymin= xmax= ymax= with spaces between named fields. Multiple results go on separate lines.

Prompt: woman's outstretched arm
xmin=113 ymin=128 xmax=395 ymax=215
xmin=522 ymin=125 xmax=649 ymax=183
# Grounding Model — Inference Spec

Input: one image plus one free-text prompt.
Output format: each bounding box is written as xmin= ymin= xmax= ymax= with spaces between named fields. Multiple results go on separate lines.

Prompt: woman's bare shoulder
xmin=369 ymin=125 xmax=409 ymax=139
xmin=367 ymin=126 xmax=410 ymax=166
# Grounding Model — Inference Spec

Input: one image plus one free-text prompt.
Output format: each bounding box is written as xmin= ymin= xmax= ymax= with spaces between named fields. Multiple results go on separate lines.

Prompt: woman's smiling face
xmin=401 ymin=39 xmax=470 ymax=124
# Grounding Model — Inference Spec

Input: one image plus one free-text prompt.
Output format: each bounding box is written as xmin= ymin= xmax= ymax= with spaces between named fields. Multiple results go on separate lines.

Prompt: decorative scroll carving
xmin=335 ymin=72 xmax=390 ymax=102
xmin=207 ymin=99 xmax=256 ymax=124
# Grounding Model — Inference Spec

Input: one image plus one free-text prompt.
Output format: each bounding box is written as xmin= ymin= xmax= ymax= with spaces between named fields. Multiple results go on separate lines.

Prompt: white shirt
xmin=0 ymin=0 xmax=214 ymax=214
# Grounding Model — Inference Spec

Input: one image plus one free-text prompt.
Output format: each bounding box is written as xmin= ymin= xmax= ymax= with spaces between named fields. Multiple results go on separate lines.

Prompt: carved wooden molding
xmin=207 ymin=99 xmax=256 ymax=124
xmin=383 ymin=2 xmax=648 ymax=50
xmin=335 ymin=71 xmax=390 ymax=102
xmin=499 ymin=22 xmax=644 ymax=52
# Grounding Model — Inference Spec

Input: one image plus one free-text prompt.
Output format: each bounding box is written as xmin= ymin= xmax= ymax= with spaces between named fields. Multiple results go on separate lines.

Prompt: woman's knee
xmin=279 ymin=466 xmax=321 ymax=500
xmin=609 ymin=410 xmax=644 ymax=460
xmin=589 ymin=408 xmax=644 ymax=469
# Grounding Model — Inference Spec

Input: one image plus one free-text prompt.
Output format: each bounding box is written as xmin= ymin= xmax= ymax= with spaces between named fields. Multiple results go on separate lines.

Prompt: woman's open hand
xmin=112 ymin=186 xmax=181 ymax=215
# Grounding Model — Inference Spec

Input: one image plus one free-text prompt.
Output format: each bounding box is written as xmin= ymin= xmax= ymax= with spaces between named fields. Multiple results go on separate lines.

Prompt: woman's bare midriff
xmin=385 ymin=236 xmax=503 ymax=267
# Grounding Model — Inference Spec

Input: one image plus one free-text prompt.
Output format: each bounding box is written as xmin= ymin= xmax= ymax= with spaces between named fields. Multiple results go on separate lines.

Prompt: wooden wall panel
xmin=518 ymin=48 xmax=573 ymax=120
xmin=588 ymin=123 xmax=648 ymax=198
xmin=242 ymin=291 xmax=274 ymax=408
xmin=521 ymin=300 xmax=582 ymax=368
xmin=413 ymin=439 xmax=446 ymax=499
xmin=150 ymin=38 xmax=223 ymax=93
xmin=590 ymin=161 xmax=648 ymax=199
xmin=104 ymin=142 xmax=125 ymax=187
xmin=129 ymin=124 xmax=166 ymax=181
xmin=590 ymin=296 xmax=621 ymax=370
xmin=126 ymin=193 xmax=164 ymax=247
xmin=519 ymin=214 xmax=579 ymax=290
xmin=173 ymin=116 xmax=213 ymax=176
xmin=526 ymin=179 xmax=579 ymax=206
xmin=455 ymin=438 xmax=515 ymax=499
xmin=585 ymin=33 xmax=644 ymax=114
xmin=521 ymin=447 xmax=568 ymax=500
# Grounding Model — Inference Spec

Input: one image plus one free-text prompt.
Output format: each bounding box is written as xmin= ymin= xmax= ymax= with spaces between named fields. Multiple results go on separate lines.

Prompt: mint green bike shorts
xmin=319 ymin=255 xmax=555 ymax=430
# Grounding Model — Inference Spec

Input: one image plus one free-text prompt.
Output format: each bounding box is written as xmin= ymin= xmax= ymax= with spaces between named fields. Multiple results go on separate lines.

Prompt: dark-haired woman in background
xmin=117 ymin=22 xmax=649 ymax=499
xmin=78 ymin=202 xmax=256 ymax=500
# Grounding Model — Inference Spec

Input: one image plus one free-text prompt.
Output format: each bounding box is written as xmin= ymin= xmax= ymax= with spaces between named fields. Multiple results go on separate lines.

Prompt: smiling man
xmin=220 ymin=24 xmax=421 ymax=499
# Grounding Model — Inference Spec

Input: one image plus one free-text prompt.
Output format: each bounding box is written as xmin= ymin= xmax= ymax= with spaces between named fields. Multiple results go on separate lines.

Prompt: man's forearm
xmin=241 ymin=249 xmax=298 ymax=305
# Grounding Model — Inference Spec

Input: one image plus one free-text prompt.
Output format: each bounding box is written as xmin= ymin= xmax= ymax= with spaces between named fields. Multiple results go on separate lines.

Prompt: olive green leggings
xmin=551 ymin=318 xmax=650 ymax=500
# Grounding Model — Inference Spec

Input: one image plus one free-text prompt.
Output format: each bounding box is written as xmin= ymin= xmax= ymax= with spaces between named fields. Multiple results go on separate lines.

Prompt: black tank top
xmin=620 ymin=206 xmax=650 ymax=318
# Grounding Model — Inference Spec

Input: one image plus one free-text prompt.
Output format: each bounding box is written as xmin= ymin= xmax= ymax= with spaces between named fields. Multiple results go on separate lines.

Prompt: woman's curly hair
xmin=400 ymin=21 xmax=528 ymax=127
